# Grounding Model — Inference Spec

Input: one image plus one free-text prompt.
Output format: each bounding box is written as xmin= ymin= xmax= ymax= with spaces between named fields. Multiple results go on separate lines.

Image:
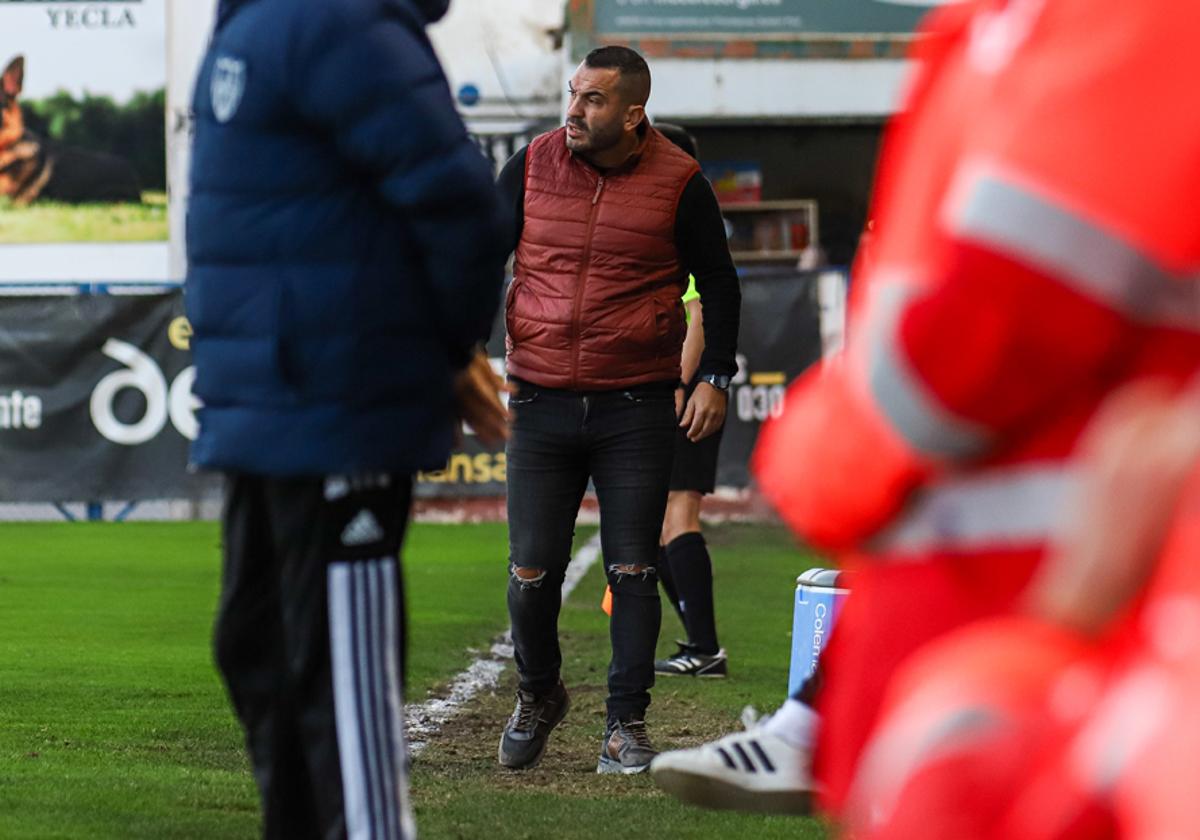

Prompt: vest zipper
xmin=571 ymin=175 xmax=604 ymax=387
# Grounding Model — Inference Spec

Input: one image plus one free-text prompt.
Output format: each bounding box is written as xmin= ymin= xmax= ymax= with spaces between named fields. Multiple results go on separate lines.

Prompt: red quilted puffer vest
xmin=506 ymin=125 xmax=700 ymax=389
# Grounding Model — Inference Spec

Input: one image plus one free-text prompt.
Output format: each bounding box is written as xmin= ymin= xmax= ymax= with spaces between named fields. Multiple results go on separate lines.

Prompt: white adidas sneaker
xmin=650 ymin=709 xmax=816 ymax=815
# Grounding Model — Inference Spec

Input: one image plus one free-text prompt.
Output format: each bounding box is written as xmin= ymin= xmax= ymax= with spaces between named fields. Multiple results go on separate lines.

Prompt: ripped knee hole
xmin=607 ymin=563 xmax=656 ymax=581
xmin=510 ymin=565 xmax=547 ymax=589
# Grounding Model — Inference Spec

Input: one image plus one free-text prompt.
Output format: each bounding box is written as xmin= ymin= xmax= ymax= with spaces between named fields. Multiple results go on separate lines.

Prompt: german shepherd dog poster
xmin=1 ymin=55 xmax=142 ymax=206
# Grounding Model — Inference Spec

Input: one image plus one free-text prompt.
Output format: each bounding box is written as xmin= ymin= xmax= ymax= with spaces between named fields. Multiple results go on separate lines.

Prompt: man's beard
xmin=566 ymin=119 xmax=623 ymax=156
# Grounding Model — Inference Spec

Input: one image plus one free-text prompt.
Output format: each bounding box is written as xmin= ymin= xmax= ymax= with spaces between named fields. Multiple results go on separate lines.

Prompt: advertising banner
xmin=0 ymin=272 xmax=831 ymax=502
xmin=0 ymin=0 xmax=168 ymax=282
xmin=0 ymin=288 xmax=504 ymax=503
xmin=593 ymin=0 xmax=944 ymax=36
xmin=715 ymin=266 xmax=823 ymax=487
xmin=0 ymin=291 xmax=214 ymax=501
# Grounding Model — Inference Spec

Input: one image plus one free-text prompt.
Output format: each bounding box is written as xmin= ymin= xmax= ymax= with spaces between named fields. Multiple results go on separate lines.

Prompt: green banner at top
xmin=593 ymin=0 xmax=945 ymax=36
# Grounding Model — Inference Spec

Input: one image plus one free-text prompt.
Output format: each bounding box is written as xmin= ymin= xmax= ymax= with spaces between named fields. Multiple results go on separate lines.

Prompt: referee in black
xmin=652 ymin=123 xmax=730 ymax=680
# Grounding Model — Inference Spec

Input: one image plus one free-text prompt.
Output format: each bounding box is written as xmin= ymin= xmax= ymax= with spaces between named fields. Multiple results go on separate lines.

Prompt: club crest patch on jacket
xmin=211 ymin=56 xmax=246 ymax=124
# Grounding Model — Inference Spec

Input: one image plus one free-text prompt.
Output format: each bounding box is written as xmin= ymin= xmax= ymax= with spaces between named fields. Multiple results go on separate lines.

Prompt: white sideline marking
xmin=405 ymin=532 xmax=604 ymax=753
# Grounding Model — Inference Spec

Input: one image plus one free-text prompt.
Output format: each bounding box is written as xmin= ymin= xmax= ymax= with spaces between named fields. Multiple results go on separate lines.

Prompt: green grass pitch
xmin=0 ymin=521 xmax=829 ymax=839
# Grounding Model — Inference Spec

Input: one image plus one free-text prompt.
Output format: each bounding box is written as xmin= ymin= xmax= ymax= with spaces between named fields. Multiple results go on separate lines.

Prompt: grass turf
xmin=0 ymin=520 xmax=830 ymax=839
xmin=0 ymin=522 xmax=253 ymax=839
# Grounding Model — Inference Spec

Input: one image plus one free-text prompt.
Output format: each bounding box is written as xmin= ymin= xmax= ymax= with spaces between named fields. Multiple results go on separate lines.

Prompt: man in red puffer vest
xmin=494 ymin=46 xmax=742 ymax=775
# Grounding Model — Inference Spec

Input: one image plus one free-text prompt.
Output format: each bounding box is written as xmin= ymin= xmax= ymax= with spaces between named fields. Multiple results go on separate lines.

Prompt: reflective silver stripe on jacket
xmin=863 ymin=171 xmax=1200 ymax=464
xmin=850 ymin=699 xmax=1007 ymax=832
xmin=866 ymin=281 xmax=994 ymax=460
xmin=953 ymin=172 xmax=1200 ymax=330
xmin=871 ymin=463 xmax=1076 ymax=555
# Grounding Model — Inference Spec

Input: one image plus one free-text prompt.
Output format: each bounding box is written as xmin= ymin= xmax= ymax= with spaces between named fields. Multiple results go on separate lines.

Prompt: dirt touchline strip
xmin=404 ymin=532 xmax=604 ymax=753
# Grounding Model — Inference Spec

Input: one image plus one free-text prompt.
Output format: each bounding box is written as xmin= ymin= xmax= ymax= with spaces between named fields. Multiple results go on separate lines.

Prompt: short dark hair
xmin=584 ymin=46 xmax=651 ymax=106
xmin=654 ymin=122 xmax=698 ymax=160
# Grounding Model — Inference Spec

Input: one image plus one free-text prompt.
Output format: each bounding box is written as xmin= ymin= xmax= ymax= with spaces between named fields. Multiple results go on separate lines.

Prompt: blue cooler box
xmin=788 ymin=568 xmax=849 ymax=697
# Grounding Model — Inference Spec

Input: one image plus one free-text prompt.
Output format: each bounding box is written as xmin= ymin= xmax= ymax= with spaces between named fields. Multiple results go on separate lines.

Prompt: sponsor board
xmin=0 ymin=0 xmax=167 ymax=280
xmin=0 ymin=268 xmax=833 ymax=501
xmin=0 ymin=291 xmax=214 ymax=501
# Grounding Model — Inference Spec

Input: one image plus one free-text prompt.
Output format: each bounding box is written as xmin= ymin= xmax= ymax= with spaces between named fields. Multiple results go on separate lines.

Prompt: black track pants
xmin=215 ymin=472 xmax=414 ymax=840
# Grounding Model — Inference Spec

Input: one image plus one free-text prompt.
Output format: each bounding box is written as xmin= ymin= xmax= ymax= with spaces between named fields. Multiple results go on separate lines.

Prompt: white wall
xmin=166 ymin=0 xmax=218 ymax=281
xmin=646 ymin=58 xmax=910 ymax=122
xmin=427 ymin=0 xmax=564 ymax=132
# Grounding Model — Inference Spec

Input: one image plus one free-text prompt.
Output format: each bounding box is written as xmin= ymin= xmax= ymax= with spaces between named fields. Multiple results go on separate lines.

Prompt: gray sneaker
xmin=597 ymin=719 xmax=657 ymax=775
xmin=498 ymin=680 xmax=570 ymax=770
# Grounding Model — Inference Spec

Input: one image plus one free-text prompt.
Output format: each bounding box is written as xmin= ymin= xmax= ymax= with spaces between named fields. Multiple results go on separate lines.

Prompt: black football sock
xmin=656 ymin=544 xmax=687 ymax=629
xmin=664 ymin=531 xmax=719 ymax=655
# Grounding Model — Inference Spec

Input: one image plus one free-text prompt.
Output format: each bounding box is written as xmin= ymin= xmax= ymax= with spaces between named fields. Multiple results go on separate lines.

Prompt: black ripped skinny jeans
xmin=505 ymin=378 xmax=676 ymax=724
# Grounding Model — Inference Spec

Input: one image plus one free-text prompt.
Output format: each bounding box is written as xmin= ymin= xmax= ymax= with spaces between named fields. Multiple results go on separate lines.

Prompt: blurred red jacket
xmin=843 ymin=468 xmax=1200 ymax=840
xmin=752 ymin=0 xmax=1200 ymax=809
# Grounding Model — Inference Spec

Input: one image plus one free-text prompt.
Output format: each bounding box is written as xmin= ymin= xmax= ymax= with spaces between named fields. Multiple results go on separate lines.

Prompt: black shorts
xmin=669 ymin=380 xmax=725 ymax=495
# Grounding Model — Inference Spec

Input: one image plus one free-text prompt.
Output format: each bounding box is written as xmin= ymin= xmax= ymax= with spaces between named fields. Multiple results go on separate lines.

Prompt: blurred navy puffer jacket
xmin=186 ymin=0 xmax=506 ymax=476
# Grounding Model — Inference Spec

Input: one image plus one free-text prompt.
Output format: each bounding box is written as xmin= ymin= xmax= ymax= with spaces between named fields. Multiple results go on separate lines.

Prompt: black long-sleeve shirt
xmin=497 ymin=146 xmax=741 ymax=379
